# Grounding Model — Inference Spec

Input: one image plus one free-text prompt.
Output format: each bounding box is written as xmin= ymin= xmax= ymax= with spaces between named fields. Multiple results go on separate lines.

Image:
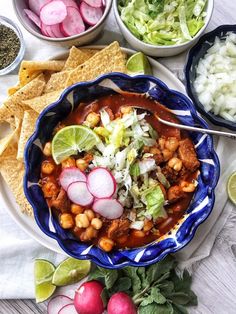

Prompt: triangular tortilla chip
xmin=22 ymin=89 xmax=63 ymax=113
xmin=63 ymin=46 xmax=99 ymax=71
xmin=0 ymin=142 xmax=33 ymax=215
xmin=17 ymin=110 xmax=39 ymax=161
xmin=44 ymin=70 xmax=71 ymax=93
xmin=66 ymin=42 xmax=127 ymax=86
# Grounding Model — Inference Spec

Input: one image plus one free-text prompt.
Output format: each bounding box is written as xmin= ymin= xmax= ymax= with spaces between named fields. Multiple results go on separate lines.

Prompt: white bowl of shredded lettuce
xmin=114 ymin=0 xmax=214 ymax=57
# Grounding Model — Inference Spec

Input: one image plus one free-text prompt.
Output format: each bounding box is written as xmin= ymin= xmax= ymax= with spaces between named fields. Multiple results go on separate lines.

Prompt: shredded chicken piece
xmin=178 ymin=138 xmax=200 ymax=171
xmin=107 ymin=219 xmax=130 ymax=239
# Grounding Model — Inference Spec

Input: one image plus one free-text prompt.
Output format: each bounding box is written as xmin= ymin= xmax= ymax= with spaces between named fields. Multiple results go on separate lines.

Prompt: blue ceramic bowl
xmin=185 ymin=24 xmax=236 ymax=131
xmin=24 ymin=73 xmax=220 ymax=268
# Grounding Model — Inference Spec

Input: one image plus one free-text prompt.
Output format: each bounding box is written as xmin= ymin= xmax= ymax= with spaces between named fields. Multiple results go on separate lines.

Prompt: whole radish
xmin=107 ymin=292 xmax=137 ymax=314
xmin=74 ymin=281 xmax=105 ymax=314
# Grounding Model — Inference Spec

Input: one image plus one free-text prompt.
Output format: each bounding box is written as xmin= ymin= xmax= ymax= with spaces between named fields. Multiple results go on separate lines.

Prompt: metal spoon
xmin=133 ymin=106 xmax=236 ymax=140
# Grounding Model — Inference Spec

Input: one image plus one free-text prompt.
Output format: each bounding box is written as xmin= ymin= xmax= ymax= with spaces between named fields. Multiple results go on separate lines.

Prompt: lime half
xmin=34 ymin=259 xmax=56 ymax=303
xmin=52 ymin=125 xmax=100 ymax=164
xmin=126 ymin=52 xmax=153 ymax=75
xmin=227 ymin=172 xmax=236 ymax=205
xmin=52 ymin=258 xmax=91 ymax=287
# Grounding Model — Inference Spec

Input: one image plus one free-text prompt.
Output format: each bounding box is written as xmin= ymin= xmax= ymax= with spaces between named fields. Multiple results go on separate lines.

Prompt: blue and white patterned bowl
xmin=24 ymin=73 xmax=220 ymax=268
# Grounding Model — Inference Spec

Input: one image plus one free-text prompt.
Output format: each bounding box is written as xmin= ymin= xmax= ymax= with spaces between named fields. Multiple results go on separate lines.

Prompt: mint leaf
xmin=146 ymin=256 xmax=175 ymax=284
xmin=139 ymin=303 xmax=174 ymax=314
xmin=113 ymin=277 xmax=132 ymax=293
xmin=123 ymin=267 xmax=142 ymax=294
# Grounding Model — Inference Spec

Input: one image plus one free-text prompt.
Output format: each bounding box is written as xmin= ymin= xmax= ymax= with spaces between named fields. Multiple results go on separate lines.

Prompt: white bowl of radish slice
xmin=13 ymin=0 xmax=112 ymax=46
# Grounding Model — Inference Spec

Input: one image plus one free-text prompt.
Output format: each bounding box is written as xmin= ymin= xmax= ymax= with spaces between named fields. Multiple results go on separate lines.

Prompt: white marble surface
xmin=0 ymin=0 xmax=236 ymax=313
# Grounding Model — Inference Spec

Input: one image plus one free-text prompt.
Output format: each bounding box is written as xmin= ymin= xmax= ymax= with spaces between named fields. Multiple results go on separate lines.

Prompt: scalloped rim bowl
xmin=24 ymin=73 xmax=220 ymax=268
xmin=185 ymin=24 xmax=236 ymax=131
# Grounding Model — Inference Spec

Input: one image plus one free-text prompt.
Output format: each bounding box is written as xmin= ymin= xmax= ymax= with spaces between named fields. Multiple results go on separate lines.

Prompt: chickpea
xmin=60 ymin=213 xmax=74 ymax=229
xmin=84 ymin=209 xmax=95 ymax=221
xmin=75 ymin=213 xmax=90 ymax=228
xmin=165 ymin=137 xmax=179 ymax=152
xmin=162 ymin=149 xmax=173 ymax=161
xmin=85 ymin=112 xmax=100 ymax=128
xmin=150 ymin=147 xmax=161 ymax=155
xmin=120 ymin=106 xmax=132 ymax=115
xmin=80 ymin=231 xmax=89 ymax=242
xmin=43 ymin=142 xmax=52 ymax=157
xmin=168 ymin=157 xmax=183 ymax=172
xmin=62 ymin=157 xmax=76 ymax=169
xmin=158 ymin=137 xmax=166 ymax=150
xmin=98 ymin=237 xmax=115 ymax=252
xmin=76 ymin=159 xmax=88 ymax=171
xmin=41 ymin=161 xmax=55 ymax=175
xmin=71 ymin=204 xmax=84 ymax=215
xmin=143 ymin=219 xmax=153 ymax=232
xmin=180 ymin=181 xmax=196 ymax=193
xmin=85 ymin=226 xmax=98 ymax=240
xmin=42 ymin=181 xmax=59 ymax=198
xmin=132 ymin=230 xmax=145 ymax=238
xmin=91 ymin=218 xmax=103 ymax=230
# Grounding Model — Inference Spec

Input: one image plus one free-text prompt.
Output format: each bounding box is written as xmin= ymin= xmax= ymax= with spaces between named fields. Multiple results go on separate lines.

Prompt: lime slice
xmin=227 ymin=172 xmax=236 ymax=205
xmin=126 ymin=52 xmax=153 ymax=75
xmin=34 ymin=259 xmax=56 ymax=303
xmin=52 ymin=125 xmax=100 ymax=164
xmin=52 ymin=258 xmax=91 ymax=286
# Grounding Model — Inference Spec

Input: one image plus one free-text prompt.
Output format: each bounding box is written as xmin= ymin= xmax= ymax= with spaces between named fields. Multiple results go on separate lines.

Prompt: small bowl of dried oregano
xmin=0 ymin=16 xmax=25 ymax=75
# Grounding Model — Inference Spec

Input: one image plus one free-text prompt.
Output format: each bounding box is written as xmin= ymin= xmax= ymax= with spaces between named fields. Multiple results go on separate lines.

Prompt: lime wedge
xmin=52 ymin=258 xmax=91 ymax=287
xmin=52 ymin=125 xmax=100 ymax=164
xmin=227 ymin=172 xmax=236 ymax=205
xmin=126 ymin=52 xmax=153 ymax=75
xmin=34 ymin=259 xmax=56 ymax=303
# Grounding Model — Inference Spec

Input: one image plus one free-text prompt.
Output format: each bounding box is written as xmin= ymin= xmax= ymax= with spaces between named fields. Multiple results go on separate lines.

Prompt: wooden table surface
xmin=1 ymin=0 xmax=236 ymax=313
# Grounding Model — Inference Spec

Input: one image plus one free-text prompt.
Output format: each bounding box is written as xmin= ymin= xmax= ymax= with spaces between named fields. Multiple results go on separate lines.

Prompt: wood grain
xmin=1 ymin=0 xmax=236 ymax=313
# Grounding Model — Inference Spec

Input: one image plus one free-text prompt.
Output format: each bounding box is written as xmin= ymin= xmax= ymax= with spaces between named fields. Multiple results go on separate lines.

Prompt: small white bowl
xmin=13 ymin=0 xmax=112 ymax=47
xmin=114 ymin=0 xmax=214 ymax=57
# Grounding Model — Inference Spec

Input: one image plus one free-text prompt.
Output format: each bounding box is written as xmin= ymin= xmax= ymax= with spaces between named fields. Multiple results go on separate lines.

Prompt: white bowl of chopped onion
xmin=185 ymin=24 xmax=236 ymax=130
xmin=114 ymin=0 xmax=214 ymax=57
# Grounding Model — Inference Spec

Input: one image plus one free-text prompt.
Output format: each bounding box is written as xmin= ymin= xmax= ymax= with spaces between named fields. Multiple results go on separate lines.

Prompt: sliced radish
xmin=93 ymin=198 xmax=124 ymax=219
xmin=67 ymin=181 xmax=94 ymax=206
xmin=40 ymin=1 xmax=67 ymax=26
xmin=60 ymin=7 xmax=85 ymax=36
xmin=41 ymin=22 xmax=50 ymax=36
xmin=58 ymin=304 xmax=78 ymax=314
xmin=50 ymin=23 xmax=65 ymax=37
xmin=29 ymin=0 xmax=52 ymax=15
xmin=102 ymin=0 xmax=106 ymax=6
xmin=87 ymin=167 xmax=116 ymax=198
xmin=59 ymin=167 xmax=87 ymax=191
xmin=24 ymin=9 xmax=41 ymax=28
xmin=80 ymin=2 xmax=103 ymax=26
xmin=61 ymin=0 xmax=79 ymax=9
xmin=83 ymin=0 xmax=103 ymax=8
xmin=47 ymin=295 xmax=73 ymax=314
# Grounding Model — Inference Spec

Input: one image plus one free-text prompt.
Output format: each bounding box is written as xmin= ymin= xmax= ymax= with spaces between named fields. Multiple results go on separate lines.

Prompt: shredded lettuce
xmin=118 ymin=0 xmax=207 ymax=46
xmin=142 ymin=185 xmax=167 ymax=220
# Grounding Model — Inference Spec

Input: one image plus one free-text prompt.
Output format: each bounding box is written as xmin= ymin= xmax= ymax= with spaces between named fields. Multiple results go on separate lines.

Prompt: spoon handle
xmin=157 ymin=117 xmax=236 ymax=140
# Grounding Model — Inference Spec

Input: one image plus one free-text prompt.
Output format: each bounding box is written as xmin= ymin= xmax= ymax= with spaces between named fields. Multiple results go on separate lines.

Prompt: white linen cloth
xmin=0 ymin=1 xmax=235 ymax=299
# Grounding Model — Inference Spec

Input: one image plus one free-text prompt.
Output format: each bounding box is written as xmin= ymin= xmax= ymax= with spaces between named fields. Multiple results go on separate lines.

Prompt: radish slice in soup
xmin=58 ymin=304 xmax=78 ymax=314
xmin=67 ymin=181 xmax=94 ymax=206
xmin=61 ymin=7 xmax=85 ymax=36
xmin=47 ymin=295 xmax=73 ymax=314
xmin=83 ymin=0 xmax=103 ymax=8
xmin=93 ymin=198 xmax=124 ymax=219
xmin=24 ymin=9 xmax=41 ymax=28
xmin=80 ymin=2 xmax=103 ymax=26
xmin=40 ymin=1 xmax=67 ymax=26
xmin=59 ymin=167 xmax=87 ymax=191
xmin=87 ymin=167 xmax=116 ymax=198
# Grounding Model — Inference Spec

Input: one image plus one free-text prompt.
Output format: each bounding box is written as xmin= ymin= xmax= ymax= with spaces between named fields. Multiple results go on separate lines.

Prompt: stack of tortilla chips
xmin=0 ymin=42 xmax=127 ymax=216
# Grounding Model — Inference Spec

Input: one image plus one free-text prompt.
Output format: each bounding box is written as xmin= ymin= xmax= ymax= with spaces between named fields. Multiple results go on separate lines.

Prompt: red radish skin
xmin=58 ymin=304 xmax=78 ymax=314
xmin=74 ymin=281 xmax=104 ymax=314
xmin=59 ymin=167 xmax=87 ymax=191
xmin=47 ymin=295 xmax=73 ymax=314
xmin=50 ymin=23 xmax=65 ymax=37
xmin=107 ymin=292 xmax=137 ymax=314
xmin=29 ymin=0 xmax=52 ymax=15
xmin=24 ymin=9 xmax=41 ymax=28
xmin=87 ymin=167 xmax=116 ymax=198
xmin=61 ymin=7 xmax=85 ymax=36
xmin=93 ymin=198 xmax=124 ymax=219
xmin=40 ymin=1 xmax=67 ymax=26
xmin=80 ymin=2 xmax=103 ymax=26
xmin=83 ymin=0 xmax=103 ymax=8
xmin=61 ymin=0 xmax=79 ymax=9
xmin=67 ymin=181 xmax=94 ymax=206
